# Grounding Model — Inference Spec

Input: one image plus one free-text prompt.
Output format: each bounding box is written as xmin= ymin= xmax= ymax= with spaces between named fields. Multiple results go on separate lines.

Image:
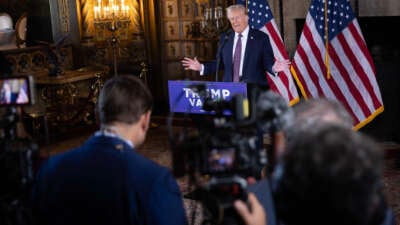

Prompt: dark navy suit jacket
xmin=32 ymin=135 xmax=187 ymax=225
xmin=203 ymin=28 xmax=275 ymax=86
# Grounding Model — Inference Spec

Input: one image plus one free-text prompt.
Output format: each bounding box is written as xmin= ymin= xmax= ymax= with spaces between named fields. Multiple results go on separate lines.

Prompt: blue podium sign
xmin=168 ymin=80 xmax=247 ymax=114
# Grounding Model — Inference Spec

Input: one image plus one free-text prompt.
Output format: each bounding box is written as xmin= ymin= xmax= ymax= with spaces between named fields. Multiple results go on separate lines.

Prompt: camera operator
xmin=274 ymin=124 xmax=392 ymax=225
xmin=249 ymin=95 xmax=352 ymax=215
xmin=32 ymin=76 xmax=188 ymax=225
xmin=236 ymin=124 xmax=394 ymax=225
xmin=0 ymin=54 xmax=38 ymax=225
xmin=249 ymin=98 xmax=395 ymax=225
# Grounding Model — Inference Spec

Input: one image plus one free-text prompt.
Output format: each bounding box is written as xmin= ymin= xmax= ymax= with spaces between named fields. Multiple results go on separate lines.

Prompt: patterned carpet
xmin=41 ymin=124 xmax=400 ymax=224
xmin=382 ymin=148 xmax=400 ymax=224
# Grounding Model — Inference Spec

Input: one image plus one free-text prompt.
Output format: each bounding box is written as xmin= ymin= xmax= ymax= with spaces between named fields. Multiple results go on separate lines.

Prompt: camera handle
xmin=1 ymin=107 xmax=31 ymax=140
xmin=202 ymin=176 xmax=248 ymax=225
xmin=14 ymin=107 xmax=31 ymax=139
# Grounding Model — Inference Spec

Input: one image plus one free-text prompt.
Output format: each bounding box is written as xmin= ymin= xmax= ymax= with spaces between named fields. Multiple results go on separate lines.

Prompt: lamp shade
xmin=0 ymin=13 xmax=15 ymax=45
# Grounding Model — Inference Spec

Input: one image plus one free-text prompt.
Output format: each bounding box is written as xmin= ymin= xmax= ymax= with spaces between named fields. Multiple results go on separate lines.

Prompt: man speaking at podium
xmin=181 ymin=4 xmax=289 ymax=86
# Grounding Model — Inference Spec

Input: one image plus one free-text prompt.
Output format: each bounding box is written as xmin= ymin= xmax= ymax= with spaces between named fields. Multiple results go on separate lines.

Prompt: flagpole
xmin=324 ymin=0 xmax=331 ymax=79
xmin=279 ymin=0 xmax=284 ymax=38
xmin=354 ymin=0 xmax=359 ymax=17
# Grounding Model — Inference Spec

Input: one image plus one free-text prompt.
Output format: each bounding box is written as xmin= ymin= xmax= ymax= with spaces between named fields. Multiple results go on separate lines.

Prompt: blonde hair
xmin=226 ymin=4 xmax=247 ymax=15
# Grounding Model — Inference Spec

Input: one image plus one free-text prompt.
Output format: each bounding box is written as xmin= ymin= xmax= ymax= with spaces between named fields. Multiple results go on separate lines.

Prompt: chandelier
xmin=196 ymin=0 xmax=230 ymax=39
xmin=93 ymin=0 xmax=131 ymax=76
xmin=93 ymin=0 xmax=130 ymax=41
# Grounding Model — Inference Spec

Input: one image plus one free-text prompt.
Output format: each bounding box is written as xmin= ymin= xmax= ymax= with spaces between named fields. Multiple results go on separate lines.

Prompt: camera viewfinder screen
xmin=208 ymin=148 xmax=235 ymax=172
xmin=0 ymin=77 xmax=31 ymax=106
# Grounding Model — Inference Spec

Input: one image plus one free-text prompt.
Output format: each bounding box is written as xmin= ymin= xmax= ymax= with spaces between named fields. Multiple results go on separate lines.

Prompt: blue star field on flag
xmin=310 ymin=0 xmax=355 ymax=40
xmin=237 ymin=0 xmax=274 ymax=30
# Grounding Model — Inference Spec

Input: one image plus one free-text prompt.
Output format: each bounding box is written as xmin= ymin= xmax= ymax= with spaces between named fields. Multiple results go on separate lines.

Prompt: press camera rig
xmin=169 ymin=83 xmax=291 ymax=225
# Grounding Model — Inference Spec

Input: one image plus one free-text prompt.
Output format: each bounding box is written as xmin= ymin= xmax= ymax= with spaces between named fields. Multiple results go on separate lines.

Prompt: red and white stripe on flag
xmin=243 ymin=0 xmax=300 ymax=105
xmin=261 ymin=20 xmax=300 ymax=106
xmin=291 ymin=0 xmax=384 ymax=129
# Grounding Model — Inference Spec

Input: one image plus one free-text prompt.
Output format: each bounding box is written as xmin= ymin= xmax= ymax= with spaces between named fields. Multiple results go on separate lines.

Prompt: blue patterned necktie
xmin=233 ymin=33 xmax=242 ymax=82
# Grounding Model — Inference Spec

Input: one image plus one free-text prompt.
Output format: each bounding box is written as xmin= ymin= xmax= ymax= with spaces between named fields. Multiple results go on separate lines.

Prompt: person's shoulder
xmin=122 ymin=146 xmax=170 ymax=177
xmin=219 ymin=29 xmax=233 ymax=40
xmin=223 ymin=29 xmax=233 ymax=35
xmin=39 ymin=145 xmax=83 ymax=174
xmin=42 ymin=135 xmax=101 ymax=169
xmin=250 ymin=28 xmax=270 ymax=38
xmin=126 ymin=150 xmax=169 ymax=174
xmin=85 ymin=135 xmax=165 ymax=174
xmin=125 ymin=151 xmax=177 ymax=191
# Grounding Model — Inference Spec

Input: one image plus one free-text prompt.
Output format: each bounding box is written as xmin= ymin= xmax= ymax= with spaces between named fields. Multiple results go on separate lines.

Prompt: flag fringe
xmin=289 ymin=96 xmax=300 ymax=106
xmin=353 ymin=105 xmax=384 ymax=130
xmin=290 ymin=65 xmax=309 ymax=100
xmin=291 ymin=65 xmax=384 ymax=130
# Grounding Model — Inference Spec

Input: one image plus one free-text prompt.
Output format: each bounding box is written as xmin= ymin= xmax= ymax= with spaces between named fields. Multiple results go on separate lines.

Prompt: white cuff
xmin=200 ymin=64 xmax=205 ymax=76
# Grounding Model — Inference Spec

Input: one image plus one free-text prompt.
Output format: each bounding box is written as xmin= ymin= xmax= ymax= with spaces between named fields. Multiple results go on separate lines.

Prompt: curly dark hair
xmin=274 ymin=125 xmax=385 ymax=225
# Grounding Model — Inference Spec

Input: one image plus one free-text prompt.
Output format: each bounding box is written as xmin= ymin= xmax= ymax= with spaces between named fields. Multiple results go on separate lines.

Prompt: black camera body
xmin=188 ymin=129 xmax=265 ymax=225
xmin=170 ymin=84 xmax=288 ymax=225
xmin=0 ymin=75 xmax=38 ymax=225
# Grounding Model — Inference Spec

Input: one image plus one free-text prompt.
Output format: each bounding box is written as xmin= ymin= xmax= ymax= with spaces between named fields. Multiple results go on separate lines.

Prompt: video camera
xmin=0 ymin=75 xmax=38 ymax=225
xmin=169 ymin=83 xmax=290 ymax=225
xmin=0 ymin=75 xmax=35 ymax=138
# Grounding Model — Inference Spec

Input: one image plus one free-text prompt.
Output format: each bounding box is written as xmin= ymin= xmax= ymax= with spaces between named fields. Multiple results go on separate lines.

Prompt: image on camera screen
xmin=208 ymin=148 xmax=235 ymax=172
xmin=0 ymin=76 xmax=33 ymax=106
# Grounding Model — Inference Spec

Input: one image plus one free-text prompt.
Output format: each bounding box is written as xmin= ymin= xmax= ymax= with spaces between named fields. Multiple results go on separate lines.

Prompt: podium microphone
xmin=215 ymin=31 xmax=231 ymax=82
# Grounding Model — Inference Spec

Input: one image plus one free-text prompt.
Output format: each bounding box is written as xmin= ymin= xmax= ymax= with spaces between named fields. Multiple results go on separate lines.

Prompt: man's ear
xmin=140 ymin=111 xmax=152 ymax=132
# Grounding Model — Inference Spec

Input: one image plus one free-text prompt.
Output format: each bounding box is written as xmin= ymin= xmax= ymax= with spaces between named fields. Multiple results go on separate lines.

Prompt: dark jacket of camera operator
xmin=32 ymin=76 xmax=187 ymax=225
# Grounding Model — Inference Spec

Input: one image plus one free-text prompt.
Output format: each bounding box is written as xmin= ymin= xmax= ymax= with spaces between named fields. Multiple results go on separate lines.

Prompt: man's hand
xmin=272 ymin=59 xmax=291 ymax=73
xmin=234 ymin=193 xmax=266 ymax=225
xmin=181 ymin=57 xmax=202 ymax=72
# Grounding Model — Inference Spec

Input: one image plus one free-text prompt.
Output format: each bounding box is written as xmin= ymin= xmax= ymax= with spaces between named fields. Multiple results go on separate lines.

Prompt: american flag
xmin=238 ymin=0 xmax=299 ymax=105
xmin=291 ymin=0 xmax=384 ymax=129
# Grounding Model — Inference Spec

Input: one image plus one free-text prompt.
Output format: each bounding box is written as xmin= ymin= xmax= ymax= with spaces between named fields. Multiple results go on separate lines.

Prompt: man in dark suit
xmin=32 ymin=76 xmax=188 ymax=225
xmin=182 ymin=4 xmax=289 ymax=86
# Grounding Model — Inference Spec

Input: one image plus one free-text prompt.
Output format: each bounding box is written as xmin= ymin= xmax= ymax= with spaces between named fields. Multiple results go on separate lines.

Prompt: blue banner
xmin=168 ymin=80 xmax=247 ymax=114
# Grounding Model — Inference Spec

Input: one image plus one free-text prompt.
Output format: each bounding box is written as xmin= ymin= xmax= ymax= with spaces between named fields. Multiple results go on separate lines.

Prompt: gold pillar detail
xmin=79 ymin=0 xmax=95 ymax=39
xmin=130 ymin=0 xmax=142 ymax=34
xmin=59 ymin=0 xmax=71 ymax=33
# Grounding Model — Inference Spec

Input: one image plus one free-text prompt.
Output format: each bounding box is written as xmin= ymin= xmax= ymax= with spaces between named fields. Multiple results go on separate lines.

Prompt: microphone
xmin=188 ymin=83 xmax=206 ymax=93
xmin=215 ymin=31 xmax=232 ymax=81
xmin=202 ymin=98 xmax=230 ymax=113
xmin=188 ymin=83 xmax=208 ymax=99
